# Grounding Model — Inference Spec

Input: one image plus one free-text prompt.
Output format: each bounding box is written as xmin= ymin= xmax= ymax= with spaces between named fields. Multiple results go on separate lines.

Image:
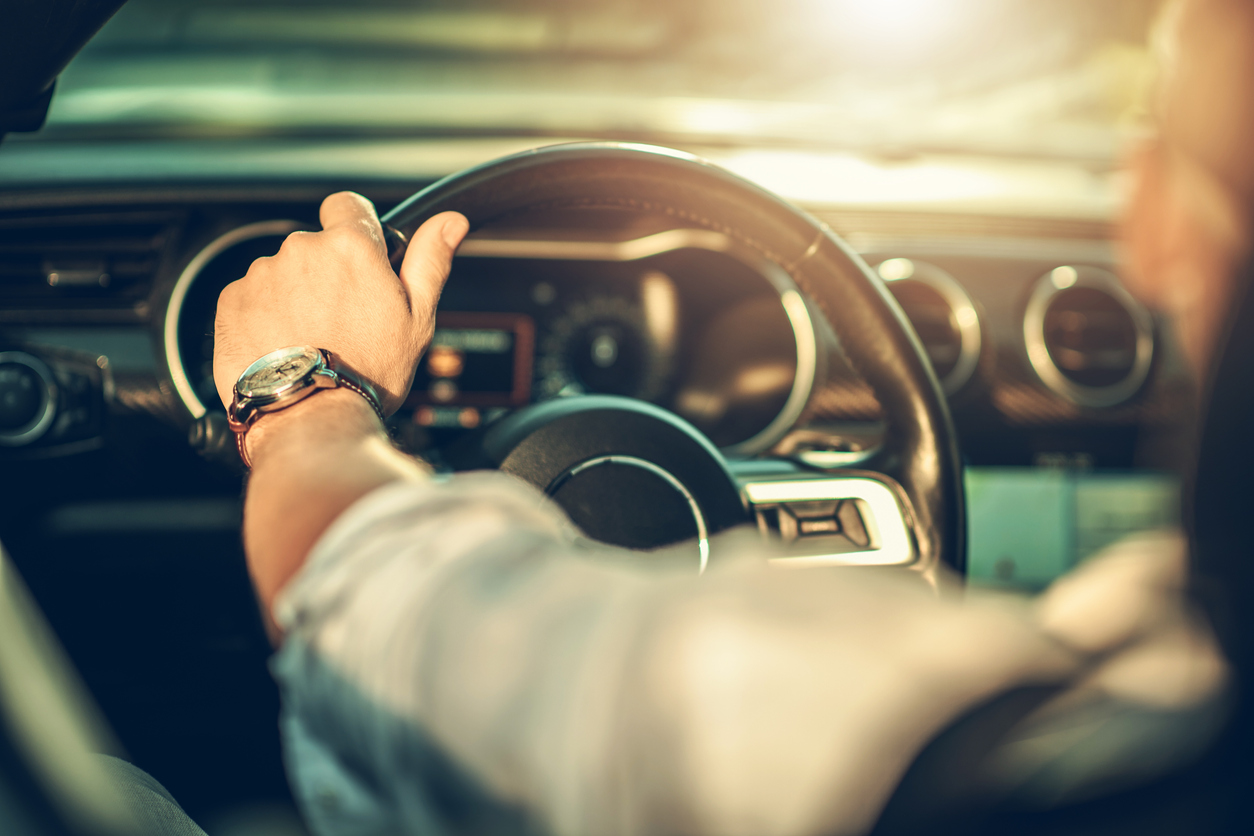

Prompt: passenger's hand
xmin=213 ymin=191 xmax=469 ymax=415
xmin=1037 ymin=530 xmax=1228 ymax=708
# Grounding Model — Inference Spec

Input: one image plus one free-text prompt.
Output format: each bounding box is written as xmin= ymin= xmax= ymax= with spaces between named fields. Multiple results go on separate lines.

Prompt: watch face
xmin=237 ymin=346 xmax=322 ymax=399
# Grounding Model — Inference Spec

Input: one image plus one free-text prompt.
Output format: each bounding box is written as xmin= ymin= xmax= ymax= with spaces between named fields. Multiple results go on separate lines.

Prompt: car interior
xmin=3 ymin=0 xmax=1246 ymax=834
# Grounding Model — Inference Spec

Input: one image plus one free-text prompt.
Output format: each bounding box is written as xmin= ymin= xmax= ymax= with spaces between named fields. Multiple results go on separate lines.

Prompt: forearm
xmin=209 ymin=194 xmax=465 ymax=625
xmin=270 ymin=480 xmax=1085 ymax=836
xmin=243 ymin=388 xmax=429 ymax=619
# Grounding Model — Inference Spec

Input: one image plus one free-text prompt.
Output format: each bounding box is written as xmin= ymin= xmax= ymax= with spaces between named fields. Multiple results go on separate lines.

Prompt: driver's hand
xmin=213 ymin=191 xmax=469 ymax=415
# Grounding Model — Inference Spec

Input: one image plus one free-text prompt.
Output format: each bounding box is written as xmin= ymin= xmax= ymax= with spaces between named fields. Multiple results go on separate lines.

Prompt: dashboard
xmin=0 ymin=172 xmax=1191 ymax=586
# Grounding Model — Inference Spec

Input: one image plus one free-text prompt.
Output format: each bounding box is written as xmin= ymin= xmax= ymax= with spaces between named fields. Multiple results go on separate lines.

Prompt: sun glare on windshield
xmin=30 ymin=0 xmax=1161 ymax=172
xmin=816 ymin=0 xmax=974 ymax=49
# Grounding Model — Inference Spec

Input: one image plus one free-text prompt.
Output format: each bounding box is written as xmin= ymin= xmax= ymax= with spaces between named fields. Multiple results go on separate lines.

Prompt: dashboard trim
xmin=850 ymin=235 xmax=1116 ymax=266
xmin=165 ymin=219 xmax=305 ymax=419
xmin=457 ymin=228 xmax=739 ymax=261
xmin=1023 ymin=265 xmax=1154 ymax=409
xmin=877 ymin=258 xmax=982 ymax=396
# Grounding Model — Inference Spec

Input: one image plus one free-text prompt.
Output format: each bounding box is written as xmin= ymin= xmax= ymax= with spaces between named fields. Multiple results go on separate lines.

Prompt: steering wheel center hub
xmin=477 ymin=395 xmax=744 ymax=563
xmin=549 ymin=454 xmax=711 ymax=570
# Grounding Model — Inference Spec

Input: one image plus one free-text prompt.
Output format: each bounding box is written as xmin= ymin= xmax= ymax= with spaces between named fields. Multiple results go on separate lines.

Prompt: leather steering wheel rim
xmin=383 ymin=142 xmax=966 ymax=575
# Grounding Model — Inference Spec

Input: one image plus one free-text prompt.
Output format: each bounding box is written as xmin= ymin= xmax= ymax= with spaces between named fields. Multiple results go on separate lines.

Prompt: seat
xmin=0 ymin=543 xmax=206 ymax=836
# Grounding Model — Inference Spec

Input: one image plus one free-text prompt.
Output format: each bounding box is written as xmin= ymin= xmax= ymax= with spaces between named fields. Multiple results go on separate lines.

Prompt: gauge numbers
xmin=536 ymin=295 xmax=673 ymax=401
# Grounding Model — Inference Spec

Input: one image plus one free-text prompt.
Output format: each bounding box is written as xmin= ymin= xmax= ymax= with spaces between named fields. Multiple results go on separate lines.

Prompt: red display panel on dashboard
xmin=407 ymin=312 xmax=534 ymax=408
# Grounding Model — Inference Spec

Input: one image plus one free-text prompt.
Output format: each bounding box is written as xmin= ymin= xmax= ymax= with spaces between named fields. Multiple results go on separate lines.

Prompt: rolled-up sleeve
xmin=271 ymin=472 xmax=1087 ymax=836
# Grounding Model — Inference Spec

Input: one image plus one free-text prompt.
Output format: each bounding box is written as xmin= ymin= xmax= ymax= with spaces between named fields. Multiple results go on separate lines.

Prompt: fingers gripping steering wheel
xmin=383 ymin=143 xmax=965 ymax=576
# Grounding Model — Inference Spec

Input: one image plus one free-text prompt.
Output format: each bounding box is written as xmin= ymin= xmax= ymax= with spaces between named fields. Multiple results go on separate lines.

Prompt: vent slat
xmin=0 ymin=240 xmax=166 ymax=254
xmin=0 ymin=210 xmax=178 ymax=319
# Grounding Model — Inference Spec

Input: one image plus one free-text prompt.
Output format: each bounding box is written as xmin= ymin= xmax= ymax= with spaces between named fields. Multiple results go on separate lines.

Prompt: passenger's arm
xmin=212 ymin=191 xmax=468 ymax=619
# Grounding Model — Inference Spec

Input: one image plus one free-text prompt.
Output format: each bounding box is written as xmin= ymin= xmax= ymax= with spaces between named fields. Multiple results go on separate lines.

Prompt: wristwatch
xmin=227 ymin=345 xmax=385 ymax=468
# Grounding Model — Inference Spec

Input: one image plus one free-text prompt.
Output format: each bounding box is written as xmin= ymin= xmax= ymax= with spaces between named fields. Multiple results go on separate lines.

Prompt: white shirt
xmin=271 ymin=473 xmax=1227 ymax=836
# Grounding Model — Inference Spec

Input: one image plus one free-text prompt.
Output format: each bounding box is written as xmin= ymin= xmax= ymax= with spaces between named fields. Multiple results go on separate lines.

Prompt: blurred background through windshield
xmin=44 ymin=0 xmax=1160 ymax=162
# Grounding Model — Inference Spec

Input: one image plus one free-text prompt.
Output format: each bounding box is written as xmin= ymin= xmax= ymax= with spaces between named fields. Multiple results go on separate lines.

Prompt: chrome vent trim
xmin=877 ymin=258 xmax=981 ymax=395
xmin=1023 ymin=265 xmax=1154 ymax=409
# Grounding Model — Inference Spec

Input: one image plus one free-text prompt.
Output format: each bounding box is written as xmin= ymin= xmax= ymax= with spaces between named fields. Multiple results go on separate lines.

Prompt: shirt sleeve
xmin=270 ymin=472 xmax=1109 ymax=836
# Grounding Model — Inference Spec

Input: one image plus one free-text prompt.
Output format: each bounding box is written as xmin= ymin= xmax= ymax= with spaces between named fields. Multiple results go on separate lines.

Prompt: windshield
xmin=42 ymin=0 xmax=1159 ymax=162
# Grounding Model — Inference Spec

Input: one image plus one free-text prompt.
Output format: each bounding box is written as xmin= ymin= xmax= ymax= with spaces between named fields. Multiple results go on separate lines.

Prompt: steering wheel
xmin=382 ymin=142 xmax=965 ymax=575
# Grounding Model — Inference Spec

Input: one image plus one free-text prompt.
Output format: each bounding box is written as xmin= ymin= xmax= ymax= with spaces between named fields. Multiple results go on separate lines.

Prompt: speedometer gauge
xmin=536 ymin=295 xmax=673 ymax=401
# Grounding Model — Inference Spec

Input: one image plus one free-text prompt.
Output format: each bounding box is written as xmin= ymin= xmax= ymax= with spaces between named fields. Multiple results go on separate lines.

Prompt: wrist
xmin=226 ymin=346 xmax=388 ymax=468
xmin=244 ymin=387 xmax=383 ymax=468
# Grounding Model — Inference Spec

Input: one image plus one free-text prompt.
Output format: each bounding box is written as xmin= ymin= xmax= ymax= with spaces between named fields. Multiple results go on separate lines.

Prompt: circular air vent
xmin=1023 ymin=265 xmax=1154 ymax=408
xmin=877 ymin=258 xmax=981 ymax=395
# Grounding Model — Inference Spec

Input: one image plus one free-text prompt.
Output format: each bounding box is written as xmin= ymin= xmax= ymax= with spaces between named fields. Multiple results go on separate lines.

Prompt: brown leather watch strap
xmin=234 ymin=349 xmax=387 ymax=469
xmin=320 ymin=349 xmax=387 ymax=428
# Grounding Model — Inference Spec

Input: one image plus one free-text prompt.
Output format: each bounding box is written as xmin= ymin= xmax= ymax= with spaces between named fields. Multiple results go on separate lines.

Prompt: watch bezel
xmin=235 ymin=345 xmax=325 ymax=402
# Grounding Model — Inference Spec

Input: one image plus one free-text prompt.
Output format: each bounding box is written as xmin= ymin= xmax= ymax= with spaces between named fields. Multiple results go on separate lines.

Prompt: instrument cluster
xmin=165 ymin=218 xmax=813 ymax=458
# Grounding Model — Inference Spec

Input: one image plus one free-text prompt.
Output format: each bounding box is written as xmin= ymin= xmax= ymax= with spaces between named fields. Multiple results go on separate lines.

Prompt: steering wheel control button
xmin=0 ymin=351 xmax=58 ymax=446
xmin=762 ymin=498 xmax=875 ymax=549
xmin=743 ymin=477 xmax=915 ymax=567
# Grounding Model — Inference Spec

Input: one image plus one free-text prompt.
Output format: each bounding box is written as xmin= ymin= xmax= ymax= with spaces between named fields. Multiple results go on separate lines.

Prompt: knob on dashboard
xmin=0 ymin=351 xmax=58 ymax=447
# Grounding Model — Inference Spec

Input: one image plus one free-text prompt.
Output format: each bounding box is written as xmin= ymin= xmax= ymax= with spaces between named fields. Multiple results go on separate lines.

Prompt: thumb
xmin=398 ymin=211 xmax=469 ymax=312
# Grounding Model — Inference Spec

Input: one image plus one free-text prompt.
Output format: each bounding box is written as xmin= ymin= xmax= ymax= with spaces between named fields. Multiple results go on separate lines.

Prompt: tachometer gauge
xmin=536 ymin=295 xmax=672 ymax=401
